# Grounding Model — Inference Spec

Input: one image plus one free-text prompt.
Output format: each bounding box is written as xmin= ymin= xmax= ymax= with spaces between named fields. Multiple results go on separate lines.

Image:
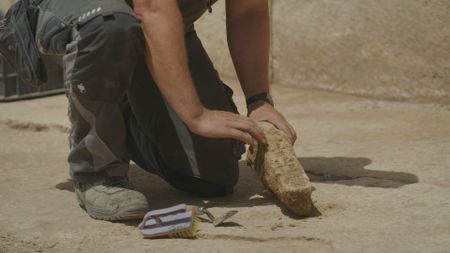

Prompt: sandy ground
xmin=0 ymin=78 xmax=449 ymax=253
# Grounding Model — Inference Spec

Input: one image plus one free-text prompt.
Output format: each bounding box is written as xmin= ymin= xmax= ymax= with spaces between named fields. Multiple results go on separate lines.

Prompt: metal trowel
xmin=187 ymin=206 xmax=238 ymax=227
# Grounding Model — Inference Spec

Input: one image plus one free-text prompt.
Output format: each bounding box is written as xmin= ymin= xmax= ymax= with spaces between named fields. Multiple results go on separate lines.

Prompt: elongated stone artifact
xmin=247 ymin=121 xmax=313 ymax=216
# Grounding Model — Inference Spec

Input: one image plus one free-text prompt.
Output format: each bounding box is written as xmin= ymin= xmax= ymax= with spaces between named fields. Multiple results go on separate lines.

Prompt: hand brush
xmin=138 ymin=204 xmax=199 ymax=239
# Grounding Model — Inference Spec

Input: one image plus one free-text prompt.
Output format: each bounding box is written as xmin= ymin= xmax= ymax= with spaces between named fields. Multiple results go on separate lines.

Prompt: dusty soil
xmin=1 ymin=78 xmax=449 ymax=253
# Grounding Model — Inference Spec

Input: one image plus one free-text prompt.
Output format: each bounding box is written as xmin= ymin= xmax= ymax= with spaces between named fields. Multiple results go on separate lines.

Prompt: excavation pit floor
xmin=1 ymin=78 xmax=449 ymax=253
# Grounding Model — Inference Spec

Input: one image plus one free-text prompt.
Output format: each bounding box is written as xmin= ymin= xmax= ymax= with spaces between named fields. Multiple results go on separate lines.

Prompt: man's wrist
xmin=247 ymin=100 xmax=267 ymax=113
xmin=183 ymin=104 xmax=205 ymax=129
xmin=246 ymin=92 xmax=274 ymax=108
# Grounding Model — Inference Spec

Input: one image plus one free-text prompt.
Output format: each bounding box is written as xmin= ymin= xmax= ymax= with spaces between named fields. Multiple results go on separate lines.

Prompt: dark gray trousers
xmin=37 ymin=0 xmax=244 ymax=197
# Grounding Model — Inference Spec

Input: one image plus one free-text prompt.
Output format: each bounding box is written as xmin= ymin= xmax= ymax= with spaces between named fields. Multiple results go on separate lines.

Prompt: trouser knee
xmin=165 ymin=173 xmax=237 ymax=198
xmin=63 ymin=12 xmax=145 ymax=102
xmin=123 ymin=108 xmax=240 ymax=197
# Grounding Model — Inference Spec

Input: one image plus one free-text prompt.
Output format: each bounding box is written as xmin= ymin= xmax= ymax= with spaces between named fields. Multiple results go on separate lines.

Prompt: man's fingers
xmin=287 ymin=123 xmax=297 ymax=143
xmin=227 ymin=128 xmax=256 ymax=146
xmin=273 ymin=121 xmax=295 ymax=144
xmin=190 ymin=110 xmax=266 ymax=146
xmin=279 ymin=116 xmax=297 ymax=144
xmin=282 ymin=125 xmax=295 ymax=144
xmin=237 ymin=125 xmax=265 ymax=145
xmin=244 ymin=124 xmax=266 ymax=145
xmin=228 ymin=115 xmax=266 ymax=144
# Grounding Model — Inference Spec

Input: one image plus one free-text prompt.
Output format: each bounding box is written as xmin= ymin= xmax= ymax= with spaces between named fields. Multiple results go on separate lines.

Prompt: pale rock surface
xmin=198 ymin=0 xmax=450 ymax=104
xmin=272 ymin=0 xmax=450 ymax=105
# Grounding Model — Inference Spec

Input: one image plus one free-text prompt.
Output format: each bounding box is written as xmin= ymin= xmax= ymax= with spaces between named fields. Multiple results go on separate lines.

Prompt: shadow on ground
xmin=55 ymin=156 xmax=418 ymax=221
xmin=300 ymin=157 xmax=418 ymax=188
xmin=54 ymin=163 xmax=271 ymax=208
xmin=129 ymin=162 xmax=273 ymax=210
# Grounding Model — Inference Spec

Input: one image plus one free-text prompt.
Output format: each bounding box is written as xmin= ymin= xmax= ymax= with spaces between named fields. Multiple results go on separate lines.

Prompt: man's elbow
xmin=133 ymin=0 xmax=179 ymax=20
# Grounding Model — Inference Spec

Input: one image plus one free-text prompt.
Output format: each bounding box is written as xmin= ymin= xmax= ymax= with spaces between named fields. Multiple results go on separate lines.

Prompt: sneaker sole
xmin=86 ymin=204 xmax=147 ymax=221
xmin=247 ymin=121 xmax=313 ymax=216
xmin=76 ymin=190 xmax=147 ymax=221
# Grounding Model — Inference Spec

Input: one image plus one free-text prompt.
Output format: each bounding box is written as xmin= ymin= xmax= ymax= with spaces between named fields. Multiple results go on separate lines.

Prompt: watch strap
xmin=246 ymin=92 xmax=273 ymax=107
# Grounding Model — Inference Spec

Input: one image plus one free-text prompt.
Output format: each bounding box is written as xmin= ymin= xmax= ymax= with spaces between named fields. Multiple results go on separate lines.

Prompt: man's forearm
xmin=134 ymin=0 xmax=203 ymax=126
xmin=132 ymin=0 xmax=267 ymax=145
xmin=226 ymin=0 xmax=271 ymax=99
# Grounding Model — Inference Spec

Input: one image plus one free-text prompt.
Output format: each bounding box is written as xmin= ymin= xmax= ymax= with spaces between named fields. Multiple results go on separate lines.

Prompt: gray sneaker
xmin=74 ymin=177 xmax=149 ymax=221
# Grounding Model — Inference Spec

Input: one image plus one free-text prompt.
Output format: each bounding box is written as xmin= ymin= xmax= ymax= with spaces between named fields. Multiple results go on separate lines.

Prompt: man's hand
xmin=187 ymin=109 xmax=266 ymax=146
xmin=248 ymin=101 xmax=297 ymax=144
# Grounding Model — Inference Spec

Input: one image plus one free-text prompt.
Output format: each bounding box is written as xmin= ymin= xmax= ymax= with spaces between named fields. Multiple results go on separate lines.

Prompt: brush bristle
xmin=168 ymin=217 xmax=199 ymax=239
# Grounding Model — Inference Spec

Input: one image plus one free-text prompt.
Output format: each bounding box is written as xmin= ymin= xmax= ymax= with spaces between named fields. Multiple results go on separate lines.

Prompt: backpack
xmin=0 ymin=0 xmax=47 ymax=87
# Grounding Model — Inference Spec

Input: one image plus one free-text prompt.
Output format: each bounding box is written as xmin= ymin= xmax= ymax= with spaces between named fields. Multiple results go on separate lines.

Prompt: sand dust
xmin=0 ymin=78 xmax=449 ymax=252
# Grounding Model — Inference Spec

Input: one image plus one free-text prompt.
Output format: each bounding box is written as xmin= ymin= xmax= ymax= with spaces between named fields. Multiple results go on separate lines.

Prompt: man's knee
xmin=158 ymin=152 xmax=240 ymax=197
xmin=64 ymin=13 xmax=145 ymax=102
xmin=76 ymin=13 xmax=144 ymax=62
xmin=98 ymin=13 xmax=143 ymax=50
xmin=167 ymin=173 xmax=237 ymax=198
xmin=189 ymin=156 xmax=240 ymax=197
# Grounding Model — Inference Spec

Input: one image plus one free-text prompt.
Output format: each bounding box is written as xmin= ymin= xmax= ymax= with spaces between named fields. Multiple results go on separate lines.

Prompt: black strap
xmin=246 ymin=92 xmax=273 ymax=107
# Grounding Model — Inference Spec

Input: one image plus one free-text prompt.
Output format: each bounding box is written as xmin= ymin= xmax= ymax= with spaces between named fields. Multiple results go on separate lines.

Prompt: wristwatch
xmin=246 ymin=92 xmax=274 ymax=107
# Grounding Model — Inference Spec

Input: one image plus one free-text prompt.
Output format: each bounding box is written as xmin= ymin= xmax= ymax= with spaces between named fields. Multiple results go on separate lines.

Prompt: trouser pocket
xmin=36 ymin=11 xmax=72 ymax=55
xmin=63 ymin=13 xmax=144 ymax=102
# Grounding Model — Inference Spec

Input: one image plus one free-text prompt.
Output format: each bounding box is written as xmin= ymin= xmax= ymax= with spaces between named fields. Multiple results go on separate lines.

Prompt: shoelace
xmin=104 ymin=177 xmax=133 ymax=189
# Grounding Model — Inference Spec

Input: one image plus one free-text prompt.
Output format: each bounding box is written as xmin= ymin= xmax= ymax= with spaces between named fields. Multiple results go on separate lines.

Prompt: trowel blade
xmin=212 ymin=210 xmax=238 ymax=227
